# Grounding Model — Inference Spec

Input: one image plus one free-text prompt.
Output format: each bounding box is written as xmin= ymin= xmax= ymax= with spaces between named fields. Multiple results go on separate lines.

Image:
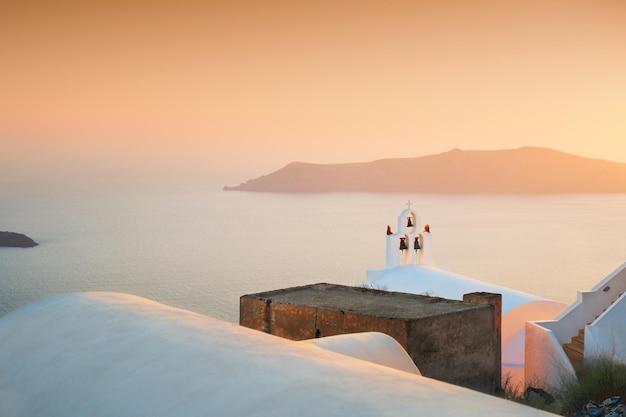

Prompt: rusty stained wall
xmin=240 ymin=286 xmax=501 ymax=393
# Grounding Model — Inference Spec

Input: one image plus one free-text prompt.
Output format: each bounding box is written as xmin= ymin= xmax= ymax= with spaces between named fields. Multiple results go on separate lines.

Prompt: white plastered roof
xmin=0 ymin=292 xmax=555 ymax=417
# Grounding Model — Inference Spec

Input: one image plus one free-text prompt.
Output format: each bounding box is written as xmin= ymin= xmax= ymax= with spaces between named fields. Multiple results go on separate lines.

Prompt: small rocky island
xmin=0 ymin=231 xmax=38 ymax=248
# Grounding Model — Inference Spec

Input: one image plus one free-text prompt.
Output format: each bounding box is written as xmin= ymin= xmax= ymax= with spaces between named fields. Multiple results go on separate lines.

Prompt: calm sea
xmin=2 ymin=181 xmax=626 ymax=323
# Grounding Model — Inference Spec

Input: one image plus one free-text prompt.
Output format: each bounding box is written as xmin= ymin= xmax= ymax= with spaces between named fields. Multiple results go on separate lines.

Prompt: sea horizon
xmin=2 ymin=180 xmax=626 ymax=323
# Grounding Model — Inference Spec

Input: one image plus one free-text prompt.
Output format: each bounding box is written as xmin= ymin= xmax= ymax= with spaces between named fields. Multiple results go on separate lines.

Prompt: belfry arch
xmin=385 ymin=201 xmax=432 ymax=268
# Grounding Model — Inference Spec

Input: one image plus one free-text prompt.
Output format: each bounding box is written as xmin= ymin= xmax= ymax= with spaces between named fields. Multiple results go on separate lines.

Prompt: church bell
xmin=407 ymin=217 xmax=413 ymax=227
xmin=399 ymin=237 xmax=408 ymax=250
xmin=414 ymin=237 xmax=421 ymax=251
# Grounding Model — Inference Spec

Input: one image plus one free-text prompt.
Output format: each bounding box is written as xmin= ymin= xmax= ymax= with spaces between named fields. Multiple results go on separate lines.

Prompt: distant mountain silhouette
xmin=224 ymin=147 xmax=626 ymax=193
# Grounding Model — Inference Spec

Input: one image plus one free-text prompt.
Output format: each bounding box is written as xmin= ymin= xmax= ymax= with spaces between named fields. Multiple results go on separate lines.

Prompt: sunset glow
xmin=2 ymin=0 xmax=625 ymax=182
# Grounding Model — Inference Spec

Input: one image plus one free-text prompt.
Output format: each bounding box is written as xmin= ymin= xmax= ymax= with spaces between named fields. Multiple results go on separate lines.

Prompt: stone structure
xmin=240 ymin=283 xmax=502 ymax=393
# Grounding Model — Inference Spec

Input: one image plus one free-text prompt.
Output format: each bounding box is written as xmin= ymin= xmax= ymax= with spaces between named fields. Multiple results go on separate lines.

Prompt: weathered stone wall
xmin=240 ymin=283 xmax=501 ymax=393
xmin=405 ymin=305 xmax=499 ymax=390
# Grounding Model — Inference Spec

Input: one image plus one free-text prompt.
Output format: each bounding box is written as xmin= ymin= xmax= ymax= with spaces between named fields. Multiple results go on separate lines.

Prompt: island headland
xmin=224 ymin=147 xmax=626 ymax=194
xmin=0 ymin=231 xmax=38 ymax=248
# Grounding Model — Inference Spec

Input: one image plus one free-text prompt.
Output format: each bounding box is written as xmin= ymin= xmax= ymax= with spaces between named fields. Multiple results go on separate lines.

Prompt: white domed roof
xmin=0 ymin=292 xmax=554 ymax=417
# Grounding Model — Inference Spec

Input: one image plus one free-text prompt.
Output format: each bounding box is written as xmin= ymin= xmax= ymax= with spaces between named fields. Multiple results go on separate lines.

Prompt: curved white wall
xmin=0 ymin=292 xmax=555 ymax=417
xmin=302 ymin=332 xmax=421 ymax=375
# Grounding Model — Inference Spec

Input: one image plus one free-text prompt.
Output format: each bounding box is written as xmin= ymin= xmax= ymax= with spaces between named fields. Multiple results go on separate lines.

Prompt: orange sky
xmin=1 ymin=0 xmax=625 ymax=183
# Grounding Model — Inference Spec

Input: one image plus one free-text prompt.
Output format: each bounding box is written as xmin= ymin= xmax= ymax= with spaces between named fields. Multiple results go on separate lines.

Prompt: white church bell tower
xmin=385 ymin=201 xmax=432 ymax=268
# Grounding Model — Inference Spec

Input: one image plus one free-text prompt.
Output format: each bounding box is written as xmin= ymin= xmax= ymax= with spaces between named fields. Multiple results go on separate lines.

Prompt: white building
xmin=0 ymin=292 xmax=555 ymax=417
xmin=366 ymin=202 xmax=568 ymax=389
xmin=526 ymin=262 xmax=626 ymax=391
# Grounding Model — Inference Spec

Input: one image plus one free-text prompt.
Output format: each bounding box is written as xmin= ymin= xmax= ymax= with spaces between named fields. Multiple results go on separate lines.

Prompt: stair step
xmin=573 ymin=294 xmax=623 ymax=368
xmin=563 ymin=326 xmax=586 ymax=368
xmin=563 ymin=343 xmax=584 ymax=367
xmin=564 ymin=340 xmax=584 ymax=355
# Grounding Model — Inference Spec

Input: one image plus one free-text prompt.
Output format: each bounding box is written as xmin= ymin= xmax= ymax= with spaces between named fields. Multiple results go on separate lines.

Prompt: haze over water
xmin=2 ymin=181 xmax=625 ymax=323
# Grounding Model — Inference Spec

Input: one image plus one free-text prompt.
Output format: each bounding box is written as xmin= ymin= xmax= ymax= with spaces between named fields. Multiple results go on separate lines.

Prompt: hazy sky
xmin=2 ymin=0 xmax=625 ymax=183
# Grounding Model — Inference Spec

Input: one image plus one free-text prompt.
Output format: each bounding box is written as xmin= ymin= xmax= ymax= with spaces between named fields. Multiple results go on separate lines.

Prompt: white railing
xmin=585 ymin=291 xmax=626 ymax=359
xmin=549 ymin=262 xmax=626 ymax=344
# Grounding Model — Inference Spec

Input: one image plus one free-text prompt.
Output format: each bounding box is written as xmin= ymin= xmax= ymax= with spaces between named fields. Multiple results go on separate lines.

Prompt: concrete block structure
xmin=241 ymin=283 xmax=501 ymax=393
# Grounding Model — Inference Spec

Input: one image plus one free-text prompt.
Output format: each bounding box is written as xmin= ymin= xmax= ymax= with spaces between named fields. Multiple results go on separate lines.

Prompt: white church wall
xmin=419 ymin=231 xmax=432 ymax=265
xmin=585 ymin=293 xmax=626 ymax=361
xmin=386 ymin=234 xmax=401 ymax=268
xmin=586 ymin=325 xmax=626 ymax=363
xmin=525 ymin=321 xmax=575 ymax=392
